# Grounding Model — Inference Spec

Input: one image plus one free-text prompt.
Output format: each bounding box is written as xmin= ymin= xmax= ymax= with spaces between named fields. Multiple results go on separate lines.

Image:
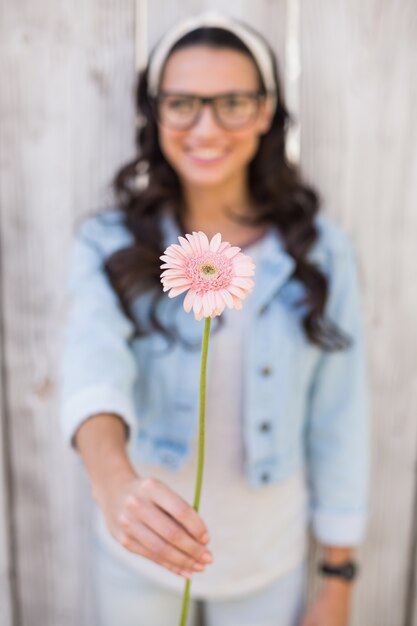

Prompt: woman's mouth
xmin=186 ymin=148 xmax=228 ymax=164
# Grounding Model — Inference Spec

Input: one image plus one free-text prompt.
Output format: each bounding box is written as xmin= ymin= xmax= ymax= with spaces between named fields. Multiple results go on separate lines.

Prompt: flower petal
xmin=160 ymin=262 xmax=185 ymax=270
xmin=230 ymin=277 xmax=254 ymax=290
xmin=160 ymin=255 xmax=185 ymax=266
xmin=214 ymin=290 xmax=226 ymax=314
xmin=192 ymin=292 xmax=204 ymax=316
xmin=178 ymin=236 xmax=194 ymax=255
xmin=233 ymin=261 xmax=256 ymax=276
xmin=185 ymin=233 xmax=201 ymax=254
xmin=207 ymin=290 xmax=216 ymax=312
xmin=221 ymin=289 xmax=234 ymax=308
xmin=209 ymin=233 xmax=222 ymax=252
xmin=227 ymin=284 xmax=247 ymax=298
xmin=163 ymin=278 xmax=191 ymax=288
xmin=197 ymin=231 xmax=210 ymax=251
xmin=183 ymin=289 xmax=197 ymax=313
xmin=170 ymin=243 xmax=190 ymax=258
xmin=167 ymin=285 xmax=190 ymax=297
xmin=160 ymin=269 xmax=187 ymax=278
xmin=202 ymin=294 xmax=213 ymax=317
xmin=223 ymin=246 xmax=242 ymax=259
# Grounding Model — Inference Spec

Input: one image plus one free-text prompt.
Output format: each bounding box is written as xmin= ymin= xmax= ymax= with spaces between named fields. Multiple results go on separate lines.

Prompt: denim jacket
xmin=58 ymin=208 xmax=371 ymax=546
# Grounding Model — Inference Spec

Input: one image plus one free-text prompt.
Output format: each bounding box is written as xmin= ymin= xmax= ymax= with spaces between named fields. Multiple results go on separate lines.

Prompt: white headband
xmin=147 ymin=11 xmax=277 ymax=113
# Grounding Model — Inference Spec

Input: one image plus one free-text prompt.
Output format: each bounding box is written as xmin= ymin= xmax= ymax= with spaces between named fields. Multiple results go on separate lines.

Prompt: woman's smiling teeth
xmin=187 ymin=148 xmax=227 ymax=162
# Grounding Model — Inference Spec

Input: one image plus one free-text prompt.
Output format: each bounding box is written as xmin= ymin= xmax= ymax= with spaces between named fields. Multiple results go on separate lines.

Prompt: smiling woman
xmin=154 ymin=47 xmax=274 ymax=197
xmin=58 ymin=10 xmax=370 ymax=626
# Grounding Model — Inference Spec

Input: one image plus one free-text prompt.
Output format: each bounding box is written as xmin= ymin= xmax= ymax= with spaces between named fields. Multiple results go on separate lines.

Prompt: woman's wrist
xmin=322 ymin=576 xmax=355 ymax=595
xmin=74 ymin=413 xmax=138 ymax=504
xmin=91 ymin=455 xmax=138 ymax=507
xmin=322 ymin=545 xmax=355 ymax=565
xmin=319 ymin=544 xmax=358 ymax=596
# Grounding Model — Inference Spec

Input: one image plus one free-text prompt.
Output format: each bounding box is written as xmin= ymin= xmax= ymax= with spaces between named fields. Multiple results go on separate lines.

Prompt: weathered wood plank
xmin=1 ymin=0 xmax=416 ymax=624
xmin=0 ymin=370 xmax=13 ymax=626
xmin=299 ymin=2 xmax=417 ymax=625
xmin=0 ymin=3 xmax=17 ymax=623
xmin=411 ymin=493 xmax=417 ymax=626
xmin=410 ymin=473 xmax=417 ymax=626
xmin=0 ymin=1 xmax=136 ymax=624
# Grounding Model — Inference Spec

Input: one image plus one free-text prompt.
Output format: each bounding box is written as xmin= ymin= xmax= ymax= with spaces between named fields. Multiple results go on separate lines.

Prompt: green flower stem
xmin=179 ymin=316 xmax=211 ymax=626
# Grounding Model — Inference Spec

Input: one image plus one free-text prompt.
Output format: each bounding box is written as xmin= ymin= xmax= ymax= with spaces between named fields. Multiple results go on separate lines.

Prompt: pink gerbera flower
xmin=160 ymin=231 xmax=255 ymax=320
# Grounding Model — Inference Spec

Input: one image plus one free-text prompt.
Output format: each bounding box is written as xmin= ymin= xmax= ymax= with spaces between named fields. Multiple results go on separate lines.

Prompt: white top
xmin=94 ymin=234 xmax=309 ymax=600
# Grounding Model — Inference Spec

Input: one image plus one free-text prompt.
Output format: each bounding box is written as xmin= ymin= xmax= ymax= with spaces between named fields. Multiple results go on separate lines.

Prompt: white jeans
xmin=92 ymin=536 xmax=307 ymax=626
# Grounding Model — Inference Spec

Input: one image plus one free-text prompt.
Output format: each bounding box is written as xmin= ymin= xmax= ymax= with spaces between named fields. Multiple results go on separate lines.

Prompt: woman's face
xmin=156 ymin=46 xmax=274 ymax=190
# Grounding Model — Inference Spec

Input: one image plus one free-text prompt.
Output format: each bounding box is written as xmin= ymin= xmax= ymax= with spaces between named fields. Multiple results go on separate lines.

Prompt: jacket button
xmin=260 ymin=471 xmax=270 ymax=483
xmin=259 ymin=420 xmax=271 ymax=432
xmin=160 ymin=451 xmax=179 ymax=468
xmin=260 ymin=366 xmax=272 ymax=377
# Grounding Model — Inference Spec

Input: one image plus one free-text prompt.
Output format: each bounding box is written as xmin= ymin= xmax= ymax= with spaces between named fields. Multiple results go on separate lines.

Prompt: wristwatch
xmin=318 ymin=560 xmax=358 ymax=581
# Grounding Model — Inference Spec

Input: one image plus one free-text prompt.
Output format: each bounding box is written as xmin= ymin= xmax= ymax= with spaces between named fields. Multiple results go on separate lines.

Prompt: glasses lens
xmin=157 ymin=95 xmax=199 ymax=129
xmin=215 ymin=94 xmax=259 ymax=129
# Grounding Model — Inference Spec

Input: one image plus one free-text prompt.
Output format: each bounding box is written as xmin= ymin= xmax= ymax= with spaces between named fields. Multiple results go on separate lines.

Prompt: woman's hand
xmin=96 ymin=473 xmax=213 ymax=579
xmin=73 ymin=415 xmax=212 ymax=579
xmin=299 ymin=579 xmax=353 ymax=626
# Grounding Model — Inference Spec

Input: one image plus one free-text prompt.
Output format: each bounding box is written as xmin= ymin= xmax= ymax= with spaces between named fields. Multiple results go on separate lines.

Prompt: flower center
xmin=184 ymin=251 xmax=233 ymax=293
xmin=199 ymin=263 xmax=218 ymax=278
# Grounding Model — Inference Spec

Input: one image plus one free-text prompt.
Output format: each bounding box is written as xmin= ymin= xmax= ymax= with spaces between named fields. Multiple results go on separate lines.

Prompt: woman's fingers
xmin=116 ymin=530 xmax=195 ymax=579
xmin=118 ymin=514 xmax=208 ymax=574
xmin=137 ymin=477 xmax=209 ymax=543
xmin=104 ymin=475 xmax=213 ymax=578
xmin=126 ymin=498 xmax=212 ymax=566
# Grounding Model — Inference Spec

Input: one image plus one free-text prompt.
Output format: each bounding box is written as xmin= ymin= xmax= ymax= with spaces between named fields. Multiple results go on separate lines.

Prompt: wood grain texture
xmin=0 ymin=0 xmax=416 ymax=624
xmin=0 ymin=1 xmax=136 ymax=624
xmin=299 ymin=2 xmax=417 ymax=625
xmin=0 ymin=373 xmax=13 ymax=626
xmin=411 ymin=480 xmax=417 ymax=626
xmin=0 ymin=4 xmax=16 ymax=624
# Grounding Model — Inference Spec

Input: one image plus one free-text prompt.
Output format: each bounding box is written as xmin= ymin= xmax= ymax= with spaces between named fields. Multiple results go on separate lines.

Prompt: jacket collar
xmin=248 ymin=226 xmax=296 ymax=314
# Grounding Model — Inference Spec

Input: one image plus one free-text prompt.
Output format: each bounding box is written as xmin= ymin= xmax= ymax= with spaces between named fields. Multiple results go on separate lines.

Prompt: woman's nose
xmin=192 ymin=103 xmax=222 ymax=135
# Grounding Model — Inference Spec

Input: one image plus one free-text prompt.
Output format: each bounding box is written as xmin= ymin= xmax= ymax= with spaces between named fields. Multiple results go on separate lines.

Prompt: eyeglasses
xmin=152 ymin=91 xmax=266 ymax=130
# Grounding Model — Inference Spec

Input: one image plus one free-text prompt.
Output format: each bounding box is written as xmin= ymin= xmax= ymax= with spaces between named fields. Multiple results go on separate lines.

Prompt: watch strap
xmin=319 ymin=560 xmax=358 ymax=581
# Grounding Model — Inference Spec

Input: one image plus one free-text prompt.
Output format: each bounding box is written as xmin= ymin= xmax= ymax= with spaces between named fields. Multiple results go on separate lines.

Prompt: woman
xmin=59 ymin=11 xmax=370 ymax=626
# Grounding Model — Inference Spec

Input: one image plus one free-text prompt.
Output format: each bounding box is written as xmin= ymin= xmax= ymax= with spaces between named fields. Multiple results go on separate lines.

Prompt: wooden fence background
xmin=0 ymin=1 xmax=416 ymax=624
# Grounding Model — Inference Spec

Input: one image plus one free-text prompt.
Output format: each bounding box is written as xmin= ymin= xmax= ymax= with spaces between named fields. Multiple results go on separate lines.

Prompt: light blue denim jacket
xmin=58 ymin=208 xmax=371 ymax=546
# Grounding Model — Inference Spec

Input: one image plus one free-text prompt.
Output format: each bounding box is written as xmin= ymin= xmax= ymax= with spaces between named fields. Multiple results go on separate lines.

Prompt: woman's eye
xmin=167 ymin=98 xmax=194 ymax=113
xmin=222 ymin=97 xmax=249 ymax=111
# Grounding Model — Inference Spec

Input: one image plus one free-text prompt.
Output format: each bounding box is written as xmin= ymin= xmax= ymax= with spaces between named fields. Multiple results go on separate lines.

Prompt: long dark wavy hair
xmin=101 ymin=25 xmax=350 ymax=352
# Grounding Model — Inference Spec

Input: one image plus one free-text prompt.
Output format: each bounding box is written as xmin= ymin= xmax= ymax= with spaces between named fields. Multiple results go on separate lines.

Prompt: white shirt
xmin=94 ymin=235 xmax=309 ymax=600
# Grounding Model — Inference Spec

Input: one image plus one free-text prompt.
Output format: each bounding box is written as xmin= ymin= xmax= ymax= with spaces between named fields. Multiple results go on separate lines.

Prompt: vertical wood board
xmin=299 ymin=2 xmax=417 ymax=625
xmin=0 ymin=1 xmax=137 ymax=624
xmin=0 ymin=374 xmax=13 ymax=626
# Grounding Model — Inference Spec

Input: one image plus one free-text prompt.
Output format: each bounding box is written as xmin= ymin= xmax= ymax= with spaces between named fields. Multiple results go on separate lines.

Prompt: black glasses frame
xmin=151 ymin=90 xmax=267 ymax=130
